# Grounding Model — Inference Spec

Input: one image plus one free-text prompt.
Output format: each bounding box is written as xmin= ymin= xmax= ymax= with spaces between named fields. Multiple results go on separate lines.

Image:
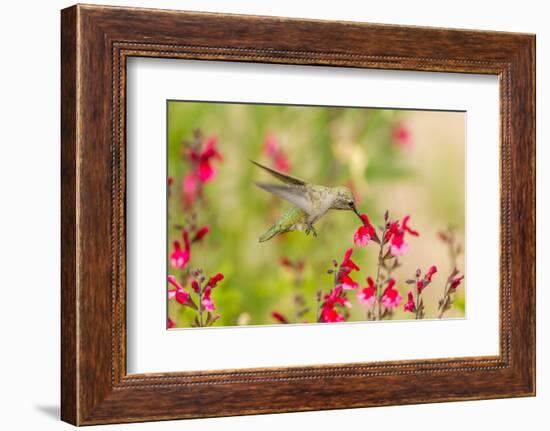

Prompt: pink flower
xmin=168 ymin=318 xmax=176 ymax=329
xmin=180 ymin=133 xmax=223 ymax=209
xmin=320 ymin=285 xmax=351 ymax=323
xmin=263 ymin=134 xmax=278 ymax=157
xmin=321 ymin=305 xmax=345 ymax=323
xmin=356 ymin=277 xmax=376 ymax=307
xmin=192 ymin=136 xmax=222 ymax=182
xmin=206 ymin=272 xmax=224 ymax=288
xmin=199 ymin=272 xmax=224 ymax=312
xmin=274 ymin=154 xmax=290 ymax=173
xmin=191 ymin=279 xmax=200 ymax=293
xmin=426 ymin=265 xmax=438 ymax=282
xmin=271 ymin=311 xmax=288 ymax=324
xmin=339 ymin=273 xmax=359 ymax=290
xmin=381 ymin=278 xmax=402 ymax=310
xmin=393 ymin=123 xmax=413 ymax=150
xmin=385 ymin=221 xmax=399 ymax=241
xmin=263 ymin=134 xmax=291 ymax=173
xmin=321 ymin=306 xmax=344 ymax=323
xmin=353 ymin=214 xmax=377 ymax=247
xmin=193 ymin=226 xmax=209 ymax=242
xmin=337 ymin=248 xmax=360 ymax=290
xmin=417 ymin=265 xmax=438 ymax=293
xmin=340 ymin=248 xmax=360 ymax=272
xmin=198 ymin=160 xmax=215 ymax=182
xmin=167 ymin=275 xmax=190 ymax=305
xmin=404 ymin=291 xmax=416 ymax=313
xmin=450 ymin=274 xmax=464 ymax=291
xmin=182 ymin=173 xmax=198 ymax=206
xmin=389 ymin=232 xmax=409 ymax=256
xmin=170 ymin=230 xmax=190 ymax=269
xmin=386 ymin=215 xmax=419 ymax=256
xmin=202 ymin=286 xmax=215 ymax=312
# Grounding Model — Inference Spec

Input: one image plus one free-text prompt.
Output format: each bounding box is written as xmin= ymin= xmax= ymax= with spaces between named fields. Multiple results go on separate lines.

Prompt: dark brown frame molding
xmin=61 ymin=4 xmax=536 ymax=425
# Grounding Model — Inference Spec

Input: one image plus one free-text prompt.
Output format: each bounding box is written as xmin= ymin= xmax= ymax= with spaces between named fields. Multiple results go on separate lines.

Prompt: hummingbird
xmin=252 ymin=160 xmax=363 ymax=242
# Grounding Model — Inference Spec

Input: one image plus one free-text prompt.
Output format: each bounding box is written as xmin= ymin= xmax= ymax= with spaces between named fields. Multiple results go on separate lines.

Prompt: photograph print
xmin=166 ymin=101 xmax=465 ymax=329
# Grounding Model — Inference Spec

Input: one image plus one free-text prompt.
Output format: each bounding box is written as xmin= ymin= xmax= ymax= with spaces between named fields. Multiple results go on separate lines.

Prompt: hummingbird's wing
xmin=250 ymin=160 xmax=306 ymax=185
xmin=255 ymin=182 xmax=313 ymax=214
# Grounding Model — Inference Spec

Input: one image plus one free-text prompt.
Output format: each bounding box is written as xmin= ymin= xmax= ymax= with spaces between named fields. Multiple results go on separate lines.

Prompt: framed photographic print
xmin=61 ymin=4 xmax=535 ymax=425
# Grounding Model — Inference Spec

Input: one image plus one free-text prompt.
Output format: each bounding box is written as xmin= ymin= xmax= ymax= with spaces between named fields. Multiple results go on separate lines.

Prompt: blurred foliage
xmin=167 ymin=102 xmax=466 ymax=328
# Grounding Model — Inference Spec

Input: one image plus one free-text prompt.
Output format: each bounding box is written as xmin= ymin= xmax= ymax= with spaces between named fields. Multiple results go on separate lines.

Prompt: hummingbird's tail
xmin=259 ymin=225 xmax=279 ymax=242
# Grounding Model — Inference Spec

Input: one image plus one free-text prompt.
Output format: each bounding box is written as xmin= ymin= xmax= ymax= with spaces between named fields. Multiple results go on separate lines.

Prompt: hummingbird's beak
xmin=352 ymin=205 xmax=363 ymax=222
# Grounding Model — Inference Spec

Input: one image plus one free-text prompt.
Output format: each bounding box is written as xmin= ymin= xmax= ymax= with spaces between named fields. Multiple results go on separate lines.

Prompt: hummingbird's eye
xmin=348 ymin=201 xmax=354 ymax=207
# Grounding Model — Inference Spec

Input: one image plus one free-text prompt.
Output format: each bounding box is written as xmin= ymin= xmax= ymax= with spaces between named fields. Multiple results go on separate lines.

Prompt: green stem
xmin=415 ymin=289 xmax=421 ymax=320
xmin=375 ymin=227 xmax=387 ymax=320
xmin=197 ymin=279 xmax=203 ymax=327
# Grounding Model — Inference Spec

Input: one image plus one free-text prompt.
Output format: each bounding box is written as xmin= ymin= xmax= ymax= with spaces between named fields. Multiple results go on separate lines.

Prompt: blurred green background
xmin=168 ymin=101 xmax=465 ymax=327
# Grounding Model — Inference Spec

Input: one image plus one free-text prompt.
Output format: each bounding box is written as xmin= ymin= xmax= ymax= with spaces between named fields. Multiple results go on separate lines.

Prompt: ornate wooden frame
xmin=61 ymin=4 xmax=535 ymax=425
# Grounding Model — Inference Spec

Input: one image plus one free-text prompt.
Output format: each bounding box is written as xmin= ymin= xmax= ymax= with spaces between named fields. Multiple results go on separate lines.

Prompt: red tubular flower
xmin=197 ymin=160 xmax=215 ymax=182
xmin=263 ymin=134 xmax=278 ymax=157
xmin=450 ymin=274 xmax=464 ymax=291
xmin=340 ymin=248 xmax=360 ymax=272
xmin=263 ymin=134 xmax=291 ymax=173
xmin=404 ymin=291 xmax=416 ymax=313
xmin=320 ymin=285 xmax=351 ymax=323
xmin=356 ymin=277 xmax=376 ymax=308
xmin=167 ymin=275 xmax=190 ymax=305
xmin=170 ymin=230 xmax=191 ymax=269
xmin=201 ymin=286 xmax=215 ymax=312
xmin=182 ymin=173 xmax=198 ymax=207
xmin=389 ymin=231 xmax=408 ymax=256
xmin=320 ymin=305 xmax=345 ymax=323
xmin=271 ymin=311 xmax=288 ymax=324
xmin=181 ymin=134 xmax=223 ymax=208
xmin=415 ymin=265 xmax=437 ymax=294
xmin=339 ymin=273 xmax=359 ymax=290
xmin=402 ymin=215 xmax=419 ymax=236
xmin=274 ymin=154 xmax=290 ymax=173
xmin=187 ymin=272 xmax=224 ymax=314
xmin=393 ymin=123 xmax=414 ymax=150
xmin=386 ymin=215 xmax=419 ymax=256
xmin=385 ymin=221 xmax=399 ymax=241
xmin=381 ymin=278 xmax=403 ymax=310
xmin=196 ymin=136 xmax=222 ymax=182
xmin=426 ymin=265 xmax=438 ymax=282
xmin=336 ymin=248 xmax=360 ymax=290
xmin=201 ymin=136 xmax=223 ymax=160
xmin=206 ymin=272 xmax=224 ymax=288
xmin=193 ymin=226 xmax=209 ymax=242
xmin=168 ymin=318 xmax=176 ymax=329
xmin=191 ymin=279 xmax=200 ymax=293
xmin=353 ymin=214 xmax=377 ymax=247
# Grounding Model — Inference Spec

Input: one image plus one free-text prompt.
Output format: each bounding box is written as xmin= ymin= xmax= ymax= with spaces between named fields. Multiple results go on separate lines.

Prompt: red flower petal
xmin=193 ymin=226 xmax=209 ymax=242
xmin=271 ymin=311 xmax=288 ymax=324
xmin=404 ymin=291 xmax=416 ymax=312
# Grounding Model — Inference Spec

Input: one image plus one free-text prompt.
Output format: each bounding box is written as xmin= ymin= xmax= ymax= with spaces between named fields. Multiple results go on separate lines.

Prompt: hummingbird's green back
xmin=258 ymin=206 xmax=308 ymax=242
